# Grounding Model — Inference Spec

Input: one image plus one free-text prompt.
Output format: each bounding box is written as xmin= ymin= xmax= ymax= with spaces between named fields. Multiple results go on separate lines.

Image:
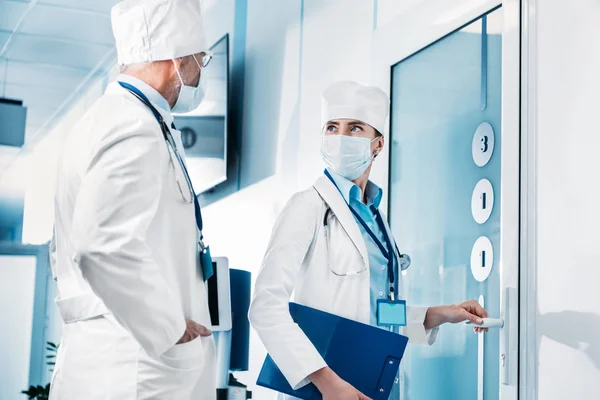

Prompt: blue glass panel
xmin=389 ymin=8 xmax=502 ymax=400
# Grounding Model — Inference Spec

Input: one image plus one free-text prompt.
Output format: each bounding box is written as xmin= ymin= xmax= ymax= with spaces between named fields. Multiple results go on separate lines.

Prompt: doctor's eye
xmin=350 ymin=125 xmax=363 ymax=132
xmin=326 ymin=125 xmax=337 ymax=132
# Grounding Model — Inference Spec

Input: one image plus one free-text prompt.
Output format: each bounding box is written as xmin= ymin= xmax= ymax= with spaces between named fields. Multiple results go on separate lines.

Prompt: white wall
xmin=535 ymin=0 xmax=600 ymax=398
xmin=21 ymin=66 xmax=118 ymax=245
xmin=376 ymin=0 xmax=423 ymax=29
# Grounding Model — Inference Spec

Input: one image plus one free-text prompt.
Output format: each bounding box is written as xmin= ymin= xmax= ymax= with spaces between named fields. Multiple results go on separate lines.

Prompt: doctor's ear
xmin=374 ymin=133 xmax=384 ymax=155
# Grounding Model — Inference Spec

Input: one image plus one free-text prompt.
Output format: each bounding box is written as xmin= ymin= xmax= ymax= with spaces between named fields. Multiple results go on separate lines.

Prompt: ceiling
xmin=0 ymin=0 xmax=118 ymax=232
xmin=0 ymin=0 xmax=117 ymax=139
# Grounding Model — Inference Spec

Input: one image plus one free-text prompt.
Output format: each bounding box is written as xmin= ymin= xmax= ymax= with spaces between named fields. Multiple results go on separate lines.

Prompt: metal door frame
xmin=0 ymin=242 xmax=51 ymax=387
xmin=370 ymin=1 xmax=523 ymax=399
xmin=519 ymin=0 xmax=538 ymax=398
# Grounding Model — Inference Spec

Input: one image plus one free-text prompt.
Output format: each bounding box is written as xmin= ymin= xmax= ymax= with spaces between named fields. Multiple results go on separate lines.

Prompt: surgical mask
xmin=321 ymin=135 xmax=378 ymax=180
xmin=172 ymin=55 xmax=206 ymax=113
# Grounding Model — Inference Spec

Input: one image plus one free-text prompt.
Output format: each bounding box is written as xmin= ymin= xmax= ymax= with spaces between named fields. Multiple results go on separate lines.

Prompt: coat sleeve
xmin=70 ymin=123 xmax=186 ymax=359
xmin=404 ymin=306 xmax=439 ymax=345
xmin=248 ymin=191 xmax=328 ymax=390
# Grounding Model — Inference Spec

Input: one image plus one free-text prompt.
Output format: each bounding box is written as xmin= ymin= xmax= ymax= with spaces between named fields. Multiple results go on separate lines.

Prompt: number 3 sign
xmin=472 ymin=122 xmax=495 ymax=167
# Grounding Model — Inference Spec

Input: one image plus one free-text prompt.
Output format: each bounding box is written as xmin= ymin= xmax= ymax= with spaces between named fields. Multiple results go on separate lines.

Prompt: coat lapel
xmin=313 ymin=176 xmax=369 ymax=266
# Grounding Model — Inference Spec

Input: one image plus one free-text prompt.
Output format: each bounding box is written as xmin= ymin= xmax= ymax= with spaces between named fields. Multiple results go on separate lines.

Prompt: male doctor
xmin=249 ymin=81 xmax=488 ymax=400
xmin=50 ymin=0 xmax=216 ymax=398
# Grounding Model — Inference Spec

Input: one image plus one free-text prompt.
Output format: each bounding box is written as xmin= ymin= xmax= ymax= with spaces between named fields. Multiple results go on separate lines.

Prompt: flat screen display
xmin=207 ymin=261 xmax=219 ymax=326
xmin=174 ymin=35 xmax=229 ymax=194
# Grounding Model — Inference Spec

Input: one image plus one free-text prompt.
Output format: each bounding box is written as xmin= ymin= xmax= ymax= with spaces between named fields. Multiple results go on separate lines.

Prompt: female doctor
xmin=248 ymin=81 xmax=488 ymax=400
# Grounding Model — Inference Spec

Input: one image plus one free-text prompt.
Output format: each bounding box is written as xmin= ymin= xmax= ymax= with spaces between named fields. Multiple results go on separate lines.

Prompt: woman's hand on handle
xmin=424 ymin=300 xmax=489 ymax=333
xmin=309 ymin=367 xmax=372 ymax=400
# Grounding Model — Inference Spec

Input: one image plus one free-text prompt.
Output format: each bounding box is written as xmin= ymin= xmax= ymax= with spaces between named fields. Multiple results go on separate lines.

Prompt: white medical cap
xmin=111 ymin=0 xmax=207 ymax=65
xmin=321 ymin=81 xmax=390 ymax=134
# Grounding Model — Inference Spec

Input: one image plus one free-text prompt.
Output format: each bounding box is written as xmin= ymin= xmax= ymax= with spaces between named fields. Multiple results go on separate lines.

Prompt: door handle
xmin=474 ymin=296 xmax=486 ymax=400
xmin=467 ymin=297 xmax=507 ymax=400
xmin=465 ymin=317 xmax=504 ymax=328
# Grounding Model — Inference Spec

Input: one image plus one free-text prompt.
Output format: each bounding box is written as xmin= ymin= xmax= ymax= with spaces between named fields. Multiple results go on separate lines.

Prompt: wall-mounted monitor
xmin=174 ymin=34 xmax=230 ymax=195
xmin=0 ymin=98 xmax=27 ymax=147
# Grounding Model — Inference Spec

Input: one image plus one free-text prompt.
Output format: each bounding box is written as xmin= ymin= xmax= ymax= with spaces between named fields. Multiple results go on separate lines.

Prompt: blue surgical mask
xmin=321 ymin=135 xmax=378 ymax=180
xmin=172 ymin=54 xmax=206 ymax=113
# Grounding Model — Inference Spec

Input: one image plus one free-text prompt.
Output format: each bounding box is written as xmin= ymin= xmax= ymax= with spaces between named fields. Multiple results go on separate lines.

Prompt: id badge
xmin=377 ymin=299 xmax=407 ymax=327
xmin=199 ymin=245 xmax=214 ymax=281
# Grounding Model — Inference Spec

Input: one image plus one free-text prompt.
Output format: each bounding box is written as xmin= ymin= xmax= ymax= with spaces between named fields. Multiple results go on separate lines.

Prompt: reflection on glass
xmin=174 ymin=35 xmax=228 ymax=195
xmin=388 ymin=8 xmax=503 ymax=400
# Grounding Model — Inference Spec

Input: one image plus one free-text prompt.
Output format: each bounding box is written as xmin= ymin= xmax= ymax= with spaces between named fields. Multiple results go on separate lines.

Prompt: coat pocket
xmin=137 ymin=335 xmax=216 ymax=399
xmin=160 ymin=334 xmax=208 ymax=370
xmin=326 ymin=218 xmax=368 ymax=277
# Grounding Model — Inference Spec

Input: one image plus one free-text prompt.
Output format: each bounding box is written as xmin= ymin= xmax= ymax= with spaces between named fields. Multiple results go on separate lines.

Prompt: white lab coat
xmin=249 ymin=176 xmax=437 ymax=400
xmin=49 ymin=82 xmax=216 ymax=400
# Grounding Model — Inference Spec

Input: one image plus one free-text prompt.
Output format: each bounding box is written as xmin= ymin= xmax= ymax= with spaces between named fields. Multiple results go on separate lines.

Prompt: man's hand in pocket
xmin=177 ymin=319 xmax=212 ymax=344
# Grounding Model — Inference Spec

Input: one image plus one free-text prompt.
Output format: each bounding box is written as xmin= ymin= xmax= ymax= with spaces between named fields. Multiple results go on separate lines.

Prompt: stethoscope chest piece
xmin=399 ymin=253 xmax=411 ymax=271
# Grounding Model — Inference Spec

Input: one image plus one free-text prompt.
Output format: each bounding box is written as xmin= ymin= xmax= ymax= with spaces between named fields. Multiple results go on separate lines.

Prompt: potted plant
xmin=21 ymin=341 xmax=59 ymax=399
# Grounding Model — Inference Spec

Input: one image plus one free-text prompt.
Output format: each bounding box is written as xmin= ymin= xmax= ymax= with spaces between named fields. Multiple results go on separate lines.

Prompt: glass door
xmin=0 ymin=243 xmax=52 ymax=395
xmin=387 ymin=7 xmax=511 ymax=400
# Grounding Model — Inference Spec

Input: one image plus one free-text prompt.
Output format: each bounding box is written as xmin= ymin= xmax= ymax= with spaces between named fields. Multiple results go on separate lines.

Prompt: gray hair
xmin=119 ymin=62 xmax=154 ymax=73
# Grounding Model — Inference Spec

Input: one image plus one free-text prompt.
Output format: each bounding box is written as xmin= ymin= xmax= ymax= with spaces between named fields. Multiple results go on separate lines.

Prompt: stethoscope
xmin=117 ymin=81 xmax=206 ymax=248
xmin=322 ymin=170 xmax=411 ymax=300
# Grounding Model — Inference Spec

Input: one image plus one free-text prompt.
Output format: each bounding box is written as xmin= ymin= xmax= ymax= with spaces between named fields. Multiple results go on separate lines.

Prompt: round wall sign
xmin=470 ymin=236 xmax=493 ymax=282
xmin=472 ymin=122 xmax=495 ymax=167
xmin=471 ymin=178 xmax=494 ymax=224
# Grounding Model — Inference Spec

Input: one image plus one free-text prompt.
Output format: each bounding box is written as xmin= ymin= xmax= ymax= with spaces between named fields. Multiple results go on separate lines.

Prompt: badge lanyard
xmin=324 ymin=169 xmax=397 ymax=300
xmin=117 ymin=81 xmax=213 ymax=281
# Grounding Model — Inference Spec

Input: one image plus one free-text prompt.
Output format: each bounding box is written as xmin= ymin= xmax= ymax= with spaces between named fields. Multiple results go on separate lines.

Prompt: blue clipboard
xmin=257 ymin=303 xmax=409 ymax=399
